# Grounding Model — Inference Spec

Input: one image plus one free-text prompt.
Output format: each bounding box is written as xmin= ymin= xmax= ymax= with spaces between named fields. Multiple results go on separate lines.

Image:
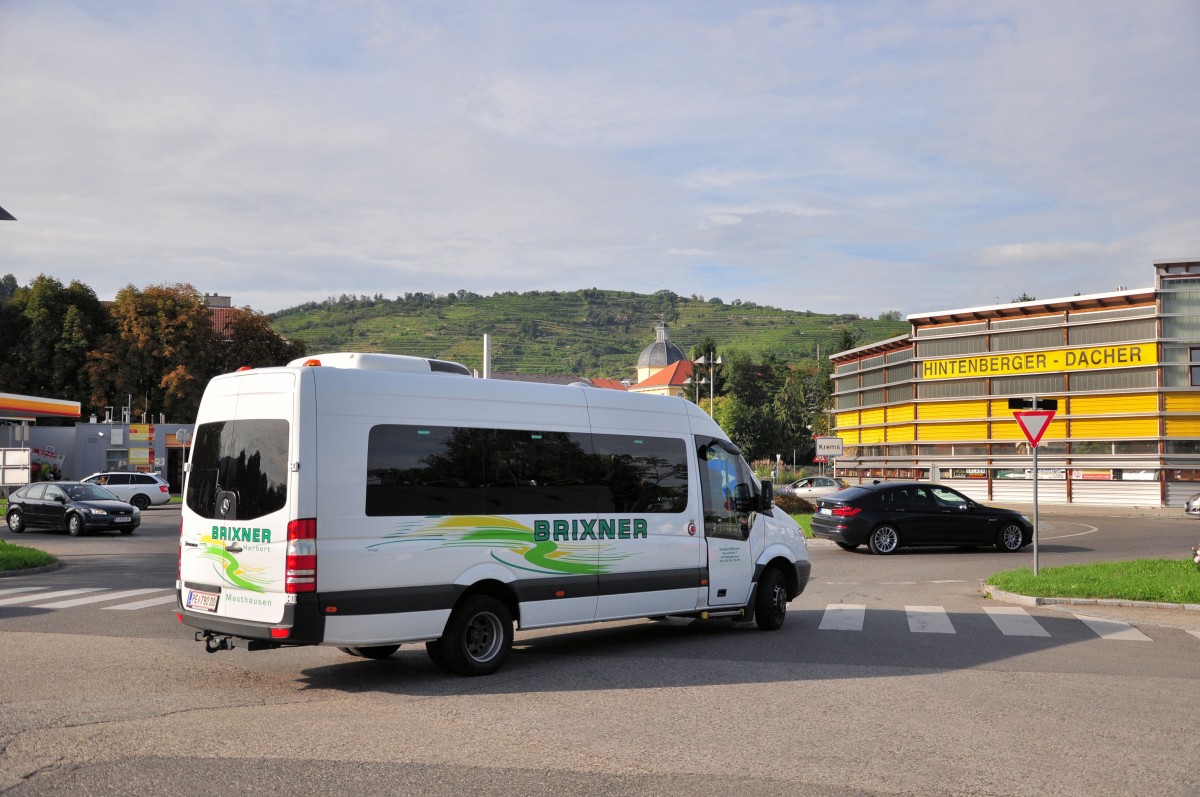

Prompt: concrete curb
xmin=0 ymin=560 xmax=62 ymax=578
xmin=983 ymin=583 xmax=1200 ymax=612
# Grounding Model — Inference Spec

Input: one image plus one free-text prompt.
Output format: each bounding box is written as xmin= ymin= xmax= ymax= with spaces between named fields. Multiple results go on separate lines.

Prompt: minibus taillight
xmin=285 ymin=518 xmax=317 ymax=594
xmin=831 ymin=506 xmax=862 ymax=517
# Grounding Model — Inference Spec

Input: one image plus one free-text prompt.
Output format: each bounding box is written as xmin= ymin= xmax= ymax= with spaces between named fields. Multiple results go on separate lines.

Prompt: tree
xmin=0 ymin=273 xmax=17 ymax=303
xmin=211 ymin=307 xmax=307 ymax=375
xmin=2 ymin=275 xmax=111 ymax=408
xmin=1011 ymin=292 xmax=1036 ymax=303
xmin=830 ymin=324 xmax=860 ymax=356
xmin=88 ymin=283 xmax=218 ymax=422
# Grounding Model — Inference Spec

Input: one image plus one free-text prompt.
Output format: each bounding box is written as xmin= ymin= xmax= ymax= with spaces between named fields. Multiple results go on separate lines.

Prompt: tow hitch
xmin=197 ymin=631 xmax=235 ymax=653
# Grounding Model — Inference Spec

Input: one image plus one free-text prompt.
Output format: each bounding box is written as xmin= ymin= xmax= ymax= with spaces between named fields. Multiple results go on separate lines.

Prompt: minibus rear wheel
xmin=441 ymin=595 xmax=513 ymax=676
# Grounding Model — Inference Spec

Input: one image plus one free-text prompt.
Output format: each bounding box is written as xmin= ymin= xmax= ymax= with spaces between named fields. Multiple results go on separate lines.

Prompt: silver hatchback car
xmin=1186 ymin=492 xmax=1200 ymax=518
xmin=81 ymin=472 xmax=171 ymax=510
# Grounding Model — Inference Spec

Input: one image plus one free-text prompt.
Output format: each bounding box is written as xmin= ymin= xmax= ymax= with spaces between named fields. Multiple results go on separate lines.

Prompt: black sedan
xmin=5 ymin=481 xmax=141 ymax=536
xmin=811 ymin=481 xmax=1032 ymax=555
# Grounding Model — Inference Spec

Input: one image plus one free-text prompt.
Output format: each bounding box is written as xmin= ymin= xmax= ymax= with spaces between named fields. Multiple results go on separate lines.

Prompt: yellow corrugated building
xmin=829 ymin=260 xmax=1200 ymax=507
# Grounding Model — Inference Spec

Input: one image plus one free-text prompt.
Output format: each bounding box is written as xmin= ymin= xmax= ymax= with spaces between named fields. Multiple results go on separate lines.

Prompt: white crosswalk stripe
xmin=104 ymin=593 xmax=178 ymax=611
xmin=0 ymin=587 xmax=174 ymax=611
xmin=34 ymin=588 xmax=169 ymax=609
xmin=1074 ymin=614 xmax=1153 ymax=641
xmin=0 ymin=587 xmax=48 ymax=597
xmin=0 ymin=588 xmax=105 ymax=606
xmin=906 ymin=605 xmax=956 ymax=634
xmin=984 ymin=606 xmax=1051 ymax=637
xmin=819 ymin=603 xmax=865 ymax=631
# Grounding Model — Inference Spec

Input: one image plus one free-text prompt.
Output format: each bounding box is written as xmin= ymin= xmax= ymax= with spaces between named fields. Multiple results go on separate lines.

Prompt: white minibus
xmin=177 ymin=352 xmax=811 ymax=675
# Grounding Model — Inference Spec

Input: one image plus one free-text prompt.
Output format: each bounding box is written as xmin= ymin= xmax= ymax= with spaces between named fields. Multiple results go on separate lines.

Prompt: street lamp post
xmin=693 ymin=354 xmax=724 ymax=417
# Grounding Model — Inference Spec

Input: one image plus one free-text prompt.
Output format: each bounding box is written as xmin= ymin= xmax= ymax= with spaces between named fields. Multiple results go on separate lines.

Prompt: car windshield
xmin=66 ymin=484 xmax=120 ymax=502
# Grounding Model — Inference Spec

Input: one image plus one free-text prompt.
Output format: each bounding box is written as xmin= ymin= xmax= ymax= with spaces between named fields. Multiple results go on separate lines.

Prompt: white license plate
xmin=114 ymin=516 xmax=131 ymax=523
xmin=186 ymin=590 xmax=219 ymax=612
xmin=819 ymin=507 xmax=832 ymax=516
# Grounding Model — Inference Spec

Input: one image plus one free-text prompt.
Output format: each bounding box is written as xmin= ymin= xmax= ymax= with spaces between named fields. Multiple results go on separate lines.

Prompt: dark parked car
xmin=811 ymin=481 xmax=1032 ymax=555
xmin=5 ymin=481 xmax=140 ymax=536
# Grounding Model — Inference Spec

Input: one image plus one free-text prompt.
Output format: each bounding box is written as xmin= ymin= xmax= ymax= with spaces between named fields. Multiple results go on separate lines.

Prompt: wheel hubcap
xmin=876 ymin=529 xmax=897 ymax=552
xmin=465 ymin=612 xmax=502 ymax=662
xmin=772 ymin=584 xmax=787 ymax=619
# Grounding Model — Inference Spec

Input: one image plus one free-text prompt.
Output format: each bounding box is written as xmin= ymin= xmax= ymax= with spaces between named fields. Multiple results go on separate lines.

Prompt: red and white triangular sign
xmin=1013 ymin=410 xmax=1055 ymax=447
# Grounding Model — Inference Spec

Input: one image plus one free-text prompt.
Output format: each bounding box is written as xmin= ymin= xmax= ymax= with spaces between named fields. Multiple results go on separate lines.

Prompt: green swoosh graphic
xmin=200 ymin=545 xmax=267 ymax=592
xmin=374 ymin=516 xmax=637 ymax=576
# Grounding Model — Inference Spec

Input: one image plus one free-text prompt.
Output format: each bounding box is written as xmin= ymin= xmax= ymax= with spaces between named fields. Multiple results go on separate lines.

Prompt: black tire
xmin=130 ymin=494 xmax=151 ymax=510
xmin=868 ymin=524 xmax=900 ymax=555
xmin=67 ymin=514 xmax=83 ymax=537
xmin=6 ymin=510 xmax=24 ymax=533
xmin=754 ymin=567 xmax=788 ymax=630
xmin=835 ymin=542 xmax=859 ymax=551
xmin=995 ymin=523 xmax=1024 ymax=552
xmin=338 ymin=645 xmax=401 ymax=659
xmin=440 ymin=595 xmax=513 ymax=676
xmin=425 ymin=640 xmax=452 ymax=672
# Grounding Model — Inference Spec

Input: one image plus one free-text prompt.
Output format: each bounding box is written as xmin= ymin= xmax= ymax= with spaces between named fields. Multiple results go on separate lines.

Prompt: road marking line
xmin=1188 ymin=630 xmax=1200 ymax=643
xmin=984 ymin=606 xmax=1051 ymax=637
xmin=1074 ymin=614 xmax=1152 ymax=641
xmin=930 ymin=580 xmax=967 ymax=584
xmin=882 ymin=581 xmax=916 ymax=585
xmin=906 ymin=605 xmax=955 ymax=634
xmin=0 ymin=587 xmax=47 ymax=597
xmin=34 ymin=588 xmax=167 ymax=609
xmin=1041 ymin=524 xmax=1098 ymax=541
xmin=0 ymin=588 xmax=105 ymax=606
xmin=819 ymin=604 xmax=866 ymax=631
xmin=105 ymin=594 xmax=178 ymax=611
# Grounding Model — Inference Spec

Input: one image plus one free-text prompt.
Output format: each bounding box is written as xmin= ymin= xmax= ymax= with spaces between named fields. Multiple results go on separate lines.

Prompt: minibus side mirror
xmin=759 ymin=480 xmax=774 ymax=514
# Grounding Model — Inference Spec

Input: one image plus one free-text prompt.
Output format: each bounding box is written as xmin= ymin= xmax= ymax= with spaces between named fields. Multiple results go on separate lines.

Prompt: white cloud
xmin=0 ymin=1 xmax=1196 ymax=318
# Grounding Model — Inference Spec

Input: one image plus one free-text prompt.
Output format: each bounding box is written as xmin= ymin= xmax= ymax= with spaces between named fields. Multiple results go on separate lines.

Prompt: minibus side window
xmin=366 ymin=424 xmax=690 ymax=517
xmin=591 ymin=434 xmax=689 ymax=513
xmin=366 ymin=425 xmax=488 ymax=516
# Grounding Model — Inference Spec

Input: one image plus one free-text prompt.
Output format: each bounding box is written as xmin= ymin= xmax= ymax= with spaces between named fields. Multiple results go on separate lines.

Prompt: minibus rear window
xmin=186 ymin=419 xmax=289 ymax=521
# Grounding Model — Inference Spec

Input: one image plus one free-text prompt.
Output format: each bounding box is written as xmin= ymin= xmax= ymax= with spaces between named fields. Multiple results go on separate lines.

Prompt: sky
xmin=2 ymin=1 xmax=1199 ymax=318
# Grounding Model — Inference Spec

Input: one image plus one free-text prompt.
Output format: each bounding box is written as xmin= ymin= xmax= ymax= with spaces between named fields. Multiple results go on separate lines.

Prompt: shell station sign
xmin=921 ymin=343 xmax=1156 ymax=381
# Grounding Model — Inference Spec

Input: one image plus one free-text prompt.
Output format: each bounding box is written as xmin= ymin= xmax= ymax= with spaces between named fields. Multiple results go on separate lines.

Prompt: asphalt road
xmin=1 ymin=507 xmax=1198 ymax=796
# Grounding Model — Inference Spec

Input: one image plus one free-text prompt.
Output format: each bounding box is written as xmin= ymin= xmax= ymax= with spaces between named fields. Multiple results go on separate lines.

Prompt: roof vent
xmin=286 ymin=352 xmax=470 ymax=375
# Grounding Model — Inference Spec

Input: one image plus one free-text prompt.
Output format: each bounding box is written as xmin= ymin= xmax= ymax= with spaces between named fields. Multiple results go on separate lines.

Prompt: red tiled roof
xmin=634 ymin=360 xmax=694 ymax=388
xmin=586 ymin=378 xmax=628 ymax=391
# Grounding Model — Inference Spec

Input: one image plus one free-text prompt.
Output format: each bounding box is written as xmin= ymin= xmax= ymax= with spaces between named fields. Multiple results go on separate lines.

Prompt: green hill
xmin=270 ymin=288 xmax=909 ymax=379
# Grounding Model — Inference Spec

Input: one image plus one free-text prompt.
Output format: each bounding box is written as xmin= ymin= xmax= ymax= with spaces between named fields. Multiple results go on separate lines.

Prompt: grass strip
xmin=987 ymin=559 xmax=1200 ymax=604
xmin=0 ymin=540 xmax=57 ymax=572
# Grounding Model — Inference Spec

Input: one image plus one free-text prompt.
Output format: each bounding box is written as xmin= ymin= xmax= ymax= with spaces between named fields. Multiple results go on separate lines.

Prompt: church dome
xmin=637 ymin=322 xmax=686 ymax=369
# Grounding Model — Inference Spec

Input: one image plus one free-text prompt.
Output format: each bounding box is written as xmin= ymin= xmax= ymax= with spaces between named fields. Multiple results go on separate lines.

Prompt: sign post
xmin=814 ymin=437 xmax=843 ymax=477
xmin=1010 ymin=398 xmax=1057 ymax=576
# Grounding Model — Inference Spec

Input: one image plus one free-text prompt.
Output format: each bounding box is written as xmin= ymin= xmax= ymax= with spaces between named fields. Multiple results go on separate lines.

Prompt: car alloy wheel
xmin=868 ymin=525 xmax=900 ymax=555
xmin=996 ymin=523 xmax=1024 ymax=552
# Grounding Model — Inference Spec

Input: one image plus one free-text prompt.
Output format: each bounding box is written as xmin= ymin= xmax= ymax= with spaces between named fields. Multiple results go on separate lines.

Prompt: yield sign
xmin=1013 ymin=410 xmax=1055 ymax=447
